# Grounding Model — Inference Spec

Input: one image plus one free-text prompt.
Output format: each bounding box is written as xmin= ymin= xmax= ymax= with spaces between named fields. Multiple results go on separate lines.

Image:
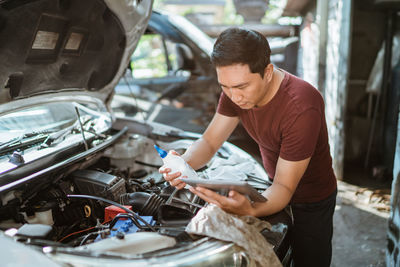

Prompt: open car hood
xmin=0 ymin=0 xmax=152 ymax=105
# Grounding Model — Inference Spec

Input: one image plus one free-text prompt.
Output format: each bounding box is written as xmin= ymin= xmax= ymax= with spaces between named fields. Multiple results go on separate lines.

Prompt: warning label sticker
xmin=65 ymin=32 xmax=84 ymax=51
xmin=32 ymin=31 xmax=59 ymax=50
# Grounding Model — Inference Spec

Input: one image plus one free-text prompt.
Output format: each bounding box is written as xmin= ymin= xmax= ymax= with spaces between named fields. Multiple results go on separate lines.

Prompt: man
xmin=160 ymin=27 xmax=337 ymax=267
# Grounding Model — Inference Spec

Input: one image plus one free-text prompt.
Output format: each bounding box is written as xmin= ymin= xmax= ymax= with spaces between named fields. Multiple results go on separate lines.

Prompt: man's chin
xmin=238 ymin=103 xmax=253 ymax=109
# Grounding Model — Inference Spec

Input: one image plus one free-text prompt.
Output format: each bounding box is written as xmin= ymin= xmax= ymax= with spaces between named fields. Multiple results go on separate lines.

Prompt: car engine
xmin=0 ymin=133 xmax=209 ymax=245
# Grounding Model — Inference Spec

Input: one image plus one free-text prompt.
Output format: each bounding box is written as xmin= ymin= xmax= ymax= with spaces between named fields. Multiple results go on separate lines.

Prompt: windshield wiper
xmin=40 ymin=123 xmax=79 ymax=148
xmin=0 ymin=124 xmax=81 ymax=155
xmin=0 ymin=131 xmax=49 ymax=155
xmin=0 ymin=135 xmax=23 ymax=151
xmin=39 ymin=117 xmax=106 ymax=149
xmin=0 ymin=119 xmax=105 ymax=156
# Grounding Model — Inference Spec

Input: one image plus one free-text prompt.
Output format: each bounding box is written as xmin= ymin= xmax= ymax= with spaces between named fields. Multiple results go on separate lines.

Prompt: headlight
xmin=165 ymin=243 xmax=253 ymax=267
xmin=46 ymin=238 xmax=256 ymax=267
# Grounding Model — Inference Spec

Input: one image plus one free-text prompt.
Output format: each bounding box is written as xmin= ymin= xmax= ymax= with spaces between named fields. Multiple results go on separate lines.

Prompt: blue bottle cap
xmin=154 ymin=145 xmax=168 ymax=158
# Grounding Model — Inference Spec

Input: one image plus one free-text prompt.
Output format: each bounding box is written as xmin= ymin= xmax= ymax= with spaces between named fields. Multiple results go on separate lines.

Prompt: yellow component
xmin=84 ymin=205 xmax=91 ymax=218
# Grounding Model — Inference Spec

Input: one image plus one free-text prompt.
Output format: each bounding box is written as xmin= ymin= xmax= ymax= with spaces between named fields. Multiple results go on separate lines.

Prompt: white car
xmin=0 ymin=0 xmax=292 ymax=266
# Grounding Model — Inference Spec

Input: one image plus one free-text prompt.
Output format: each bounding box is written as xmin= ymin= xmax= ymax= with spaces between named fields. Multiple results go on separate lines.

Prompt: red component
xmin=104 ymin=205 xmax=132 ymax=221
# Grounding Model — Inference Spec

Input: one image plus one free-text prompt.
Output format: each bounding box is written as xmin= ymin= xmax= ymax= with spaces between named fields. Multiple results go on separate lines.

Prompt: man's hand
xmin=188 ymin=155 xmax=311 ymax=218
xmin=158 ymin=150 xmax=187 ymax=190
xmin=189 ymin=186 xmax=255 ymax=216
xmin=159 ymin=113 xmax=239 ymax=191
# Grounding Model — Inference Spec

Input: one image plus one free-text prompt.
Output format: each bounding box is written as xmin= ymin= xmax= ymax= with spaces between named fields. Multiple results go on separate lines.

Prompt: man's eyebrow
xmin=218 ymin=82 xmax=249 ymax=88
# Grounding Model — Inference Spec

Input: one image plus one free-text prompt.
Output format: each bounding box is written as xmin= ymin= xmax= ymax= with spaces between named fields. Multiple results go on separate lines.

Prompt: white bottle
xmin=154 ymin=145 xmax=198 ymax=180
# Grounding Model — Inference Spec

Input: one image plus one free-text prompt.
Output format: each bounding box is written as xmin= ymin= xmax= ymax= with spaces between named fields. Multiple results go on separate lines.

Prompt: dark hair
xmin=211 ymin=27 xmax=271 ymax=77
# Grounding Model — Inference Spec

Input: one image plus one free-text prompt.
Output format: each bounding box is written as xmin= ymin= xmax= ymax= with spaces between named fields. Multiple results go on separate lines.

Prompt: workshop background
xmin=151 ymin=0 xmax=400 ymax=266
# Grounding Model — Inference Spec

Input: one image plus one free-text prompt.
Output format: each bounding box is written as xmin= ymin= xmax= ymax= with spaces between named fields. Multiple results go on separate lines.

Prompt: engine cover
xmin=71 ymin=170 xmax=126 ymax=202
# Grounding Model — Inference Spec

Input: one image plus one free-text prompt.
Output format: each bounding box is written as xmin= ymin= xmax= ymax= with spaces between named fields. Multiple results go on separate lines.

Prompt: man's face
xmin=216 ymin=64 xmax=270 ymax=109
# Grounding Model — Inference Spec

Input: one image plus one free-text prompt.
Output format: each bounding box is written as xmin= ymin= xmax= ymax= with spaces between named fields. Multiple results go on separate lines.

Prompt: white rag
xmin=205 ymin=154 xmax=257 ymax=181
xmin=185 ymin=204 xmax=282 ymax=267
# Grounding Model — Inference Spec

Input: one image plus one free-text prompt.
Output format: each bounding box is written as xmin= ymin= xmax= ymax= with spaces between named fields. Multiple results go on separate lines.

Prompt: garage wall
xmin=296 ymin=0 xmax=352 ymax=180
xmin=387 ymin=110 xmax=400 ymax=265
xmin=323 ymin=0 xmax=352 ymax=180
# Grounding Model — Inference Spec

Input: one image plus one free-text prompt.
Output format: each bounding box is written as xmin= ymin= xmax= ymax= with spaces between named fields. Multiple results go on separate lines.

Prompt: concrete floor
xmin=332 ymin=180 xmax=389 ymax=267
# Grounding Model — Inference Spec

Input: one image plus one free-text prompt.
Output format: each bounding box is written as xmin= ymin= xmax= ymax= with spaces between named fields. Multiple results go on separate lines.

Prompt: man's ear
xmin=264 ymin=64 xmax=274 ymax=81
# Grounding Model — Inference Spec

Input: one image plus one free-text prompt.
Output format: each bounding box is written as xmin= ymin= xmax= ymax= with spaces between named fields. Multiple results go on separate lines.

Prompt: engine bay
xmin=0 ymin=124 xmax=280 ymax=258
xmin=0 ymin=133 xmax=205 ymax=248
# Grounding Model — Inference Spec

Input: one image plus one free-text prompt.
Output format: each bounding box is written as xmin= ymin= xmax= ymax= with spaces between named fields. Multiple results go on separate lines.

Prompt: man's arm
xmin=162 ymin=113 xmax=240 ymax=189
xmin=251 ymin=156 xmax=310 ymax=216
xmin=190 ymin=156 xmax=310 ymax=217
xmin=182 ymin=113 xmax=239 ymax=169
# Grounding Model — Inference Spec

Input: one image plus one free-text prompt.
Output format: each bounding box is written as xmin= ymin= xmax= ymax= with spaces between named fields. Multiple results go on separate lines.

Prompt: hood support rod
xmin=75 ymin=107 xmax=89 ymax=151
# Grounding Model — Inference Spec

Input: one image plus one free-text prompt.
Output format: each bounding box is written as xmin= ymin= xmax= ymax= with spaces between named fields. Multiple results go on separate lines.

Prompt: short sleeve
xmin=216 ymin=92 xmax=239 ymax=117
xmin=279 ymin=109 xmax=321 ymax=161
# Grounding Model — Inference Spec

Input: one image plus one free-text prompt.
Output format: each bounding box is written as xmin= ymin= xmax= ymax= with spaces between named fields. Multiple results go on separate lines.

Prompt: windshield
xmin=0 ymin=101 xmax=112 ymax=145
xmin=167 ymin=13 xmax=214 ymax=56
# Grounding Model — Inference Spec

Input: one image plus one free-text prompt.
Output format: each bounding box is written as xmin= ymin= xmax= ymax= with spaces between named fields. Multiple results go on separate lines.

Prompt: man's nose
xmin=230 ymin=88 xmax=243 ymax=102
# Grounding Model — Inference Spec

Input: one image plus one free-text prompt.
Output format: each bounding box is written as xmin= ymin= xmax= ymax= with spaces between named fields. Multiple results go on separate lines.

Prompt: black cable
xmin=109 ymin=213 xmax=144 ymax=231
xmin=135 ymin=160 xmax=161 ymax=169
xmin=67 ymin=194 xmax=156 ymax=232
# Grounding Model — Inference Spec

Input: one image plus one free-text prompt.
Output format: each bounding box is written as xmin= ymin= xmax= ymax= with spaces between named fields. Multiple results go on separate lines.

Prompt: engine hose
xmin=109 ymin=213 xmax=151 ymax=231
xmin=67 ymin=194 xmax=156 ymax=232
xmin=120 ymin=192 xmax=165 ymax=218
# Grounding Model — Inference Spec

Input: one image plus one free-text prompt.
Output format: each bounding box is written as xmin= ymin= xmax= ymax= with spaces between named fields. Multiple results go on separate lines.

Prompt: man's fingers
xmin=176 ymin=182 xmax=186 ymax=190
xmin=190 ymin=189 xmax=220 ymax=206
xmin=170 ymin=178 xmax=184 ymax=187
xmin=195 ymin=187 xmax=224 ymax=201
xmin=163 ymin=172 xmax=181 ymax=181
xmin=170 ymin=180 xmax=185 ymax=188
xmin=170 ymin=150 xmax=181 ymax=156
xmin=159 ymin=167 xmax=170 ymax=173
xmin=228 ymin=190 xmax=243 ymax=200
xmin=157 ymin=151 xmax=186 ymax=191
xmin=189 ymin=187 xmax=223 ymax=206
xmin=189 ymin=187 xmax=252 ymax=216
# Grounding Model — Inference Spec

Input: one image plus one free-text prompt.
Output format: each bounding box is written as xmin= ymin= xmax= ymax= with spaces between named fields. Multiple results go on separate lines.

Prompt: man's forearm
xmin=182 ymin=137 xmax=218 ymax=170
xmin=251 ymin=183 xmax=293 ymax=217
xmin=250 ymin=157 xmax=308 ymax=217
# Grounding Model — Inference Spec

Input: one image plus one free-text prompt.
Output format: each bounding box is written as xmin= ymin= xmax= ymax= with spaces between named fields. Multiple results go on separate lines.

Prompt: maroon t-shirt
xmin=217 ymin=71 xmax=337 ymax=203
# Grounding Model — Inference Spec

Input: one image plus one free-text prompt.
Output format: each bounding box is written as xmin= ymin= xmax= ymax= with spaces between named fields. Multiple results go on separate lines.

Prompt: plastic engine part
xmin=104 ymin=205 xmax=132 ymax=221
xmin=71 ymin=170 xmax=126 ymax=202
xmin=96 ymin=216 xmax=155 ymax=241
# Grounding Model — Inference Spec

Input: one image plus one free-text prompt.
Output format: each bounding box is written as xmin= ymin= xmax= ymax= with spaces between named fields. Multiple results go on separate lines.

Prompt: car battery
xmin=104 ymin=205 xmax=132 ymax=221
